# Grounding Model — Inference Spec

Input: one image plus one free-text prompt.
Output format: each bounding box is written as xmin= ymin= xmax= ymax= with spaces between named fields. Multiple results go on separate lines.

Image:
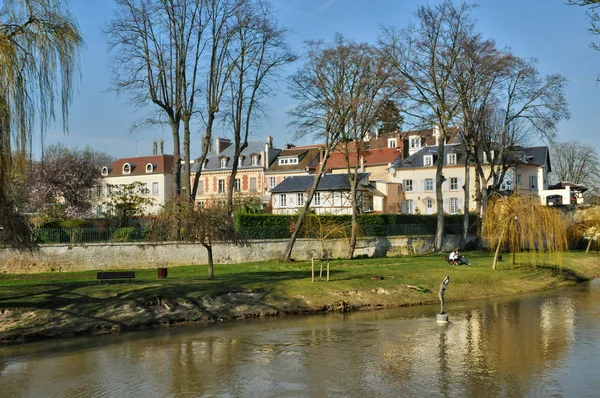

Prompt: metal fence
xmin=34 ymin=223 xmax=466 ymax=244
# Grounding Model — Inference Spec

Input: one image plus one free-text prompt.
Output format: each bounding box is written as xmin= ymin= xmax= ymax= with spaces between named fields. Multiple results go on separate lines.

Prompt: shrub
xmin=111 ymin=227 xmax=139 ymax=242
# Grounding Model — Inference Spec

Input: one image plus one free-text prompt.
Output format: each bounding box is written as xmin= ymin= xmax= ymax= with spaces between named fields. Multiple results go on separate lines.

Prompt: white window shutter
xmin=458 ymin=177 xmax=463 ymax=190
xmin=458 ymin=197 xmax=463 ymax=210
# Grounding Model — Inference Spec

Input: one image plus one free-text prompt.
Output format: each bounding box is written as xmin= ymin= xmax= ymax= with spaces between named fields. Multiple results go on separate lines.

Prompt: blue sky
xmin=40 ymin=0 xmax=600 ymax=160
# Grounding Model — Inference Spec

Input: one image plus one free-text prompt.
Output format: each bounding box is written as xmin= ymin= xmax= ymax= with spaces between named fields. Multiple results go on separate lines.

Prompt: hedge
xmin=235 ymin=213 xmax=479 ymax=239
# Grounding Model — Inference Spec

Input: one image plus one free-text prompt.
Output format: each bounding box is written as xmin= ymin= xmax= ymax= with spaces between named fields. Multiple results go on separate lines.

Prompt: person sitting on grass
xmin=448 ymin=249 xmax=469 ymax=265
xmin=448 ymin=249 xmax=459 ymax=265
xmin=454 ymin=249 xmax=469 ymax=265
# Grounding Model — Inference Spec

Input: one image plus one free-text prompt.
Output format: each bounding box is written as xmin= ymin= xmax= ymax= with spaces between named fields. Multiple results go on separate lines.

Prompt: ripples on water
xmin=1 ymin=281 xmax=600 ymax=397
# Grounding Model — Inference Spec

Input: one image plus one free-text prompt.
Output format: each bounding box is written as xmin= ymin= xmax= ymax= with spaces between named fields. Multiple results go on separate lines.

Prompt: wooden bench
xmin=97 ymin=271 xmax=135 ymax=283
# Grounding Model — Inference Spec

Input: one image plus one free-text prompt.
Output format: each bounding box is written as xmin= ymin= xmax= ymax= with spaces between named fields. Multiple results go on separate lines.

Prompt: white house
xmin=95 ymin=154 xmax=175 ymax=216
xmin=270 ymin=173 xmax=384 ymax=215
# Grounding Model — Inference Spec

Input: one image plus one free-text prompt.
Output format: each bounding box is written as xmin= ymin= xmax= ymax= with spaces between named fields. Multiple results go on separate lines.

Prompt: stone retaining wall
xmin=0 ymin=235 xmax=477 ymax=274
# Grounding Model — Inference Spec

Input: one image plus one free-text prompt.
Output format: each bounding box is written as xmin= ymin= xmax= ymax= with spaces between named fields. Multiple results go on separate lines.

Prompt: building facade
xmin=190 ymin=136 xmax=281 ymax=207
xmin=95 ymin=154 xmax=175 ymax=216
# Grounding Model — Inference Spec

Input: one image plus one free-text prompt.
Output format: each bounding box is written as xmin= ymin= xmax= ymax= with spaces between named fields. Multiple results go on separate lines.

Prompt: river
xmin=1 ymin=280 xmax=600 ymax=397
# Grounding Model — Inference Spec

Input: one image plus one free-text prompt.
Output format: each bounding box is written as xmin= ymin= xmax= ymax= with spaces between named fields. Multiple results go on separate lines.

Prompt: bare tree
xmin=106 ymin=0 xmax=208 ymax=199
xmin=191 ymin=0 xmax=245 ymax=201
xmin=225 ymin=0 xmax=295 ymax=215
xmin=474 ymin=58 xmax=569 ymax=205
xmin=150 ymin=198 xmax=245 ymax=278
xmin=283 ymin=35 xmax=360 ymax=261
xmin=450 ymin=34 xmax=514 ymax=248
xmin=380 ymin=1 xmax=475 ymax=252
xmin=334 ymin=39 xmax=394 ymax=258
xmin=551 ymin=140 xmax=600 ymax=189
xmin=0 ymin=0 xmax=83 ymax=249
xmin=568 ymin=1 xmax=600 ymax=63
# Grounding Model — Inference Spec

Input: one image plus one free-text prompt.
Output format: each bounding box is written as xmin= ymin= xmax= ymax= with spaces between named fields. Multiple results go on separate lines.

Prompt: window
xmin=142 ymin=183 xmax=149 ymax=195
xmin=269 ymin=177 xmax=276 ymax=190
xmin=278 ymin=157 xmax=298 ymax=165
xmin=530 ymin=175 xmax=537 ymax=189
xmin=122 ymin=163 xmax=131 ymax=174
xmin=251 ymin=155 xmax=259 ymax=166
xmin=388 ymin=138 xmax=397 ymax=148
xmin=234 ymin=178 xmax=241 ymax=192
xmin=403 ymin=199 xmax=414 ymax=214
xmin=450 ymin=177 xmax=458 ymax=190
xmin=239 ymin=157 xmax=244 ymax=166
xmin=108 ymin=185 xmax=114 ymax=195
xmin=409 ymin=136 xmax=420 ymax=148
xmin=101 ymin=166 xmax=109 ymax=176
xmin=249 ymin=178 xmax=257 ymax=192
xmin=425 ymin=178 xmax=434 ymax=191
xmin=424 ymin=155 xmax=433 ymax=167
xmin=198 ymin=181 xmax=204 ymax=195
xmin=146 ymin=163 xmax=154 ymax=173
xmin=450 ymin=197 xmax=459 ymax=214
xmin=197 ymin=201 xmax=205 ymax=209
xmin=152 ymin=182 xmax=159 ymax=195
xmin=517 ymin=174 xmax=522 ymax=185
xmin=280 ymin=194 xmax=287 ymax=207
xmin=403 ymin=179 xmax=413 ymax=192
xmin=314 ymin=192 xmax=322 ymax=206
xmin=426 ymin=199 xmax=433 ymax=210
xmin=218 ymin=179 xmax=226 ymax=194
xmin=297 ymin=193 xmax=305 ymax=207
xmin=119 ymin=184 xmax=125 ymax=193
xmin=220 ymin=158 xmax=227 ymax=168
xmin=96 ymin=185 xmax=103 ymax=197
xmin=447 ymin=153 xmax=457 ymax=165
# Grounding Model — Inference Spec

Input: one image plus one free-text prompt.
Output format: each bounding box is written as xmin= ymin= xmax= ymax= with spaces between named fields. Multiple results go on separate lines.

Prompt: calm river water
xmin=1 ymin=280 xmax=600 ymax=398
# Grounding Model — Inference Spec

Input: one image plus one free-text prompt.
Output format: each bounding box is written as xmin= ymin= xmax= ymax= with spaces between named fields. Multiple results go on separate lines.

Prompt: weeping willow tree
xmin=0 ymin=0 xmax=82 ymax=249
xmin=482 ymin=194 xmax=568 ymax=270
xmin=569 ymin=206 xmax=600 ymax=253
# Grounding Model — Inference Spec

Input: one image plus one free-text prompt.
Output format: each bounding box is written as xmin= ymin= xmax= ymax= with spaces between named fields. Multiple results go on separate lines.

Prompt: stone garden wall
xmin=0 ymin=235 xmax=478 ymax=274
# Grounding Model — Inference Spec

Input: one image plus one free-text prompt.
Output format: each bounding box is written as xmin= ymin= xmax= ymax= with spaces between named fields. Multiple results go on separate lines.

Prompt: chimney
xmin=215 ymin=136 xmax=230 ymax=155
xmin=266 ymin=135 xmax=273 ymax=149
xmin=433 ymin=125 xmax=440 ymax=146
xmin=375 ymin=129 xmax=379 ymax=139
xmin=360 ymin=156 xmax=365 ymax=172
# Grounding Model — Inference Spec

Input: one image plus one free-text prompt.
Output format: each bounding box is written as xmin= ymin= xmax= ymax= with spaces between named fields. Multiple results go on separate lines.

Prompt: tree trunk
xmin=586 ymin=238 xmax=592 ymax=253
xmin=205 ymin=244 xmax=214 ymax=279
xmin=182 ymin=117 xmax=192 ymax=202
xmin=492 ymin=226 xmax=506 ymax=270
xmin=191 ymin=112 xmax=215 ymax=201
xmin=284 ymin=147 xmax=331 ymax=262
xmin=170 ymin=122 xmax=182 ymax=197
xmin=460 ymin=154 xmax=470 ymax=250
xmin=434 ymin=141 xmax=446 ymax=252
xmin=347 ymin=181 xmax=358 ymax=259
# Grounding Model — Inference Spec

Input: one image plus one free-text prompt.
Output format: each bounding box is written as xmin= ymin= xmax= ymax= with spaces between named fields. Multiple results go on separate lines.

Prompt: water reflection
xmin=1 ymin=281 xmax=600 ymax=397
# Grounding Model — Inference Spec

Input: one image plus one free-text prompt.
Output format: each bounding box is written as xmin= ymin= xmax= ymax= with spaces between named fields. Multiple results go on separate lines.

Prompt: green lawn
xmin=1 ymin=250 xmax=599 ymax=343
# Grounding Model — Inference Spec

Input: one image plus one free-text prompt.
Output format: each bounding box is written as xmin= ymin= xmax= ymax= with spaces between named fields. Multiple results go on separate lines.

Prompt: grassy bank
xmin=1 ymin=251 xmax=599 ymax=344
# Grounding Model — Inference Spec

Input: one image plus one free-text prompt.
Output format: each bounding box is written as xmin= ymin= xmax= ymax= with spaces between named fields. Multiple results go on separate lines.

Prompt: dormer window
xmin=122 ymin=163 xmax=133 ymax=174
xmin=423 ymin=155 xmax=433 ymax=167
xmin=220 ymin=158 xmax=228 ymax=168
xmin=447 ymin=153 xmax=457 ymax=165
xmin=146 ymin=163 xmax=155 ymax=173
xmin=278 ymin=157 xmax=299 ymax=165
xmin=388 ymin=138 xmax=397 ymax=148
xmin=238 ymin=156 xmax=245 ymax=166
xmin=251 ymin=155 xmax=259 ymax=166
xmin=101 ymin=166 xmax=110 ymax=176
xmin=409 ymin=136 xmax=421 ymax=149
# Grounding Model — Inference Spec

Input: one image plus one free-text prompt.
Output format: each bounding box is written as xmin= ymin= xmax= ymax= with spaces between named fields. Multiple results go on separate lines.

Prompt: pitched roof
xmin=402 ymin=127 xmax=459 ymax=145
xmin=271 ymin=173 xmax=371 ymax=193
xmin=522 ymin=146 xmax=551 ymax=171
xmin=266 ymin=147 xmax=321 ymax=173
xmin=190 ymin=141 xmax=281 ymax=172
xmin=391 ymin=144 xmax=464 ymax=169
xmin=325 ymin=147 xmax=401 ymax=169
xmin=102 ymin=154 xmax=174 ymax=176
